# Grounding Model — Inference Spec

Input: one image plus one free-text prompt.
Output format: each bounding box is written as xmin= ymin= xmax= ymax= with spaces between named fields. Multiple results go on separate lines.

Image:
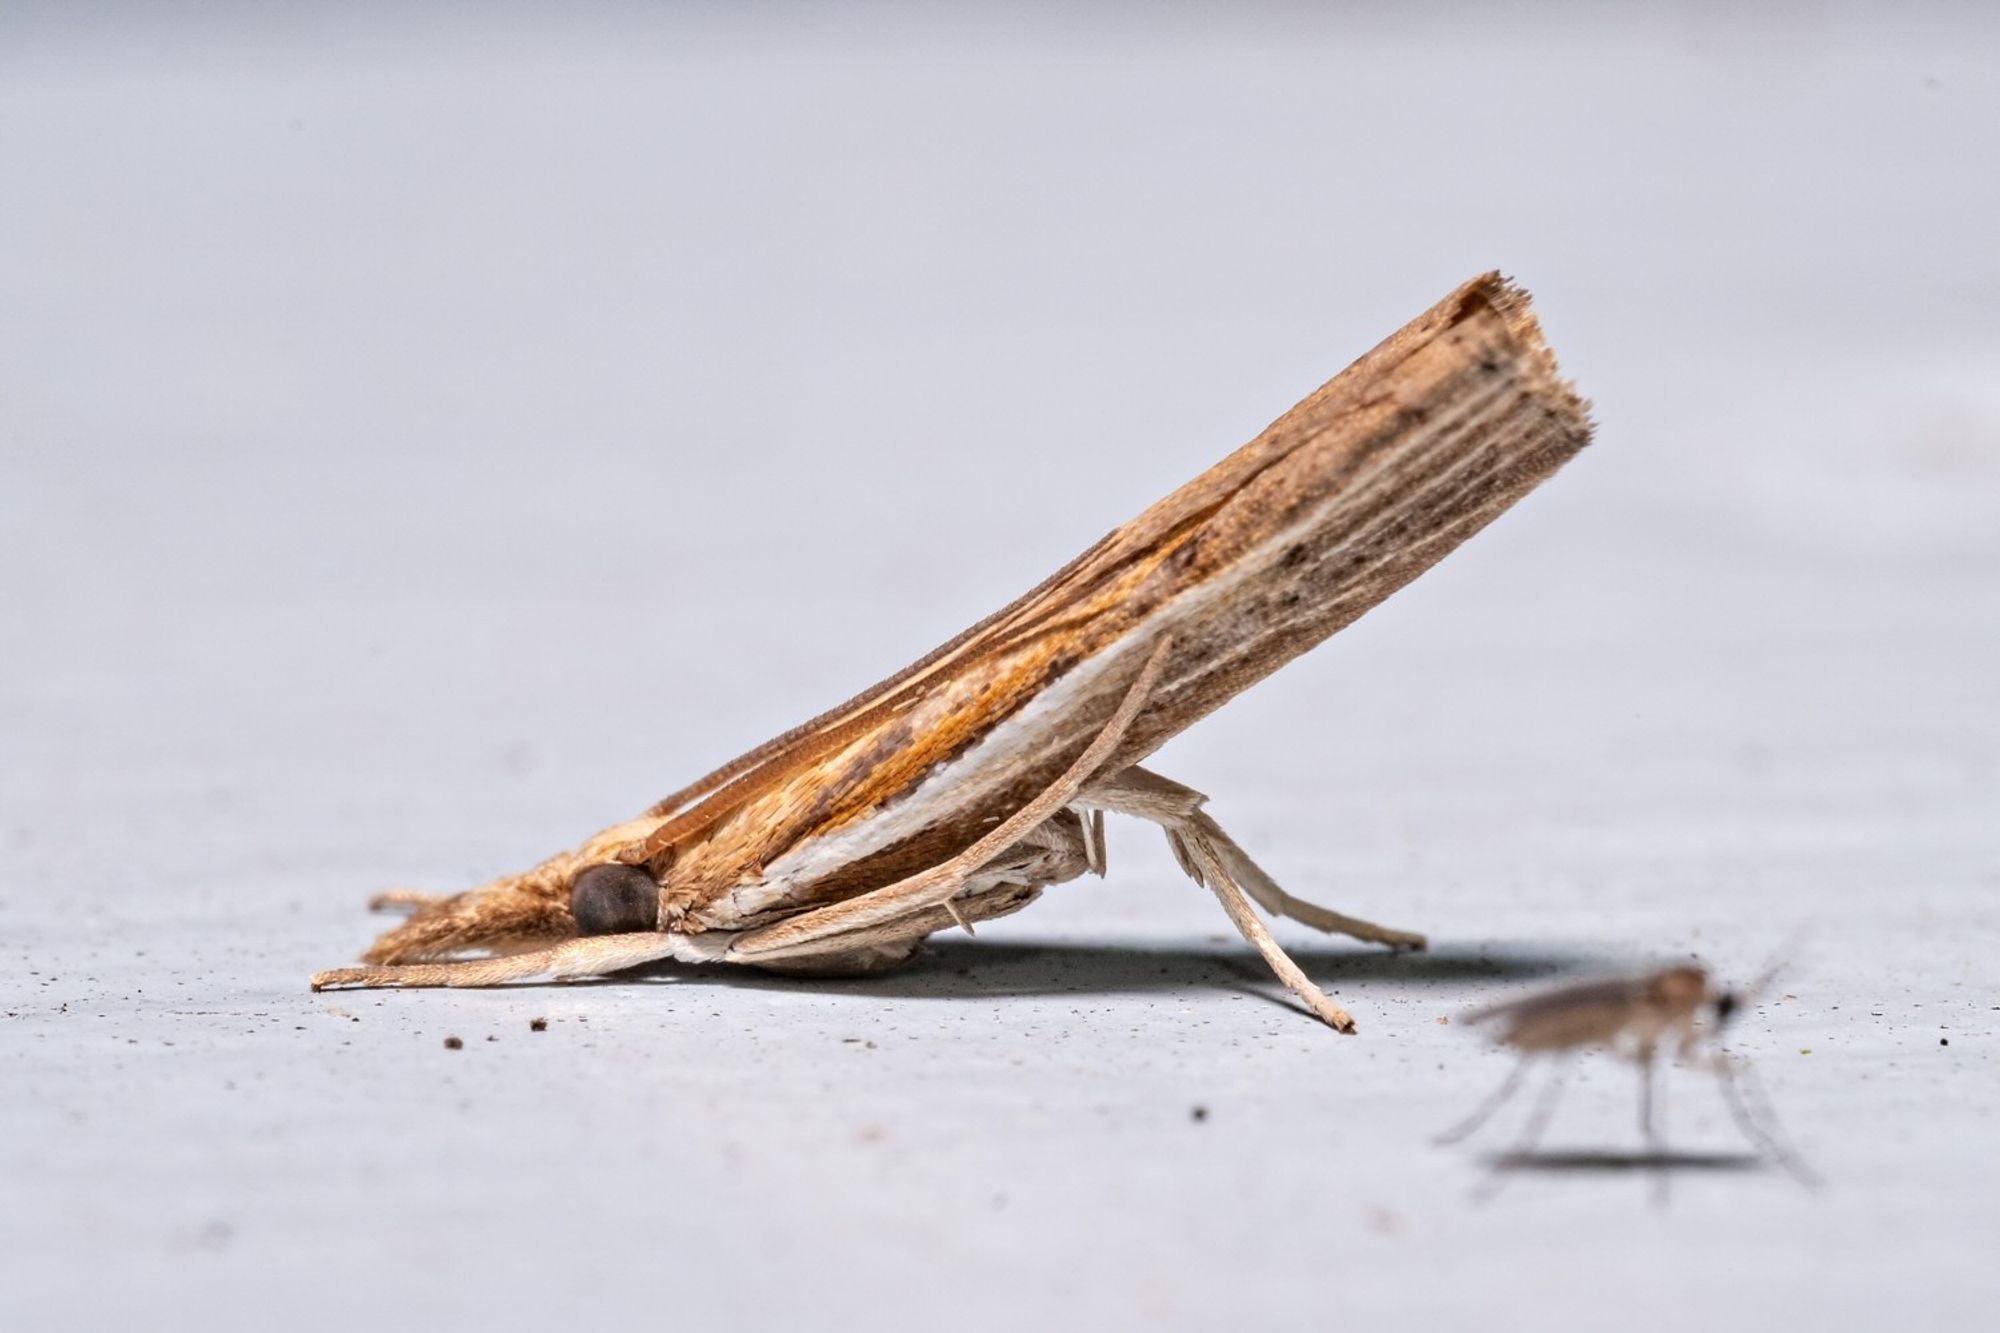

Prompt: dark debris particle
xmin=443 ymin=1036 xmax=463 ymax=1051
xmin=1190 ymin=1105 xmax=1209 ymax=1123
xmin=530 ymin=1018 xmax=548 ymax=1032
xmin=1941 ymin=1038 xmax=1950 ymax=1046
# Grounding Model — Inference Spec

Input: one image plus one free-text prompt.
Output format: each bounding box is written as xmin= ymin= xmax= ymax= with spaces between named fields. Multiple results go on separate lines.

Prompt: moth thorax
xmin=569 ymin=863 xmax=662 ymax=935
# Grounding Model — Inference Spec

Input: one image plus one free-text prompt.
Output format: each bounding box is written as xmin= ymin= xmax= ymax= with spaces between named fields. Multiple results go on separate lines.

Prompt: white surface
xmin=3 ymin=6 xmax=1997 ymax=1330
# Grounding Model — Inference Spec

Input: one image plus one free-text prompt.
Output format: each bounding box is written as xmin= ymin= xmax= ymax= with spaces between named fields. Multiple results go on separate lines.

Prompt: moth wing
xmin=620 ymin=272 xmax=1588 ymax=910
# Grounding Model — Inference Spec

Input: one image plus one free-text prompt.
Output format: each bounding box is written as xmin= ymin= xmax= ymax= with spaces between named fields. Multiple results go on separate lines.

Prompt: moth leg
xmin=1170 ymin=812 xmax=1360 ymax=1033
xmin=743 ymin=825 xmax=1079 ymax=973
xmin=310 ymin=933 xmax=689 ymax=991
xmin=745 ymin=881 xmax=1046 ymax=975
xmin=1077 ymin=765 xmax=1427 ymax=950
xmin=1201 ymin=817 xmax=1426 ymax=950
xmin=727 ymin=638 xmax=1172 ymax=963
xmin=1078 ymin=807 xmax=1107 ymax=877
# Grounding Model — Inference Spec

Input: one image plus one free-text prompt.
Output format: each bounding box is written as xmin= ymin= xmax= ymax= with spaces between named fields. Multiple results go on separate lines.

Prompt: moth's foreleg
xmin=1079 ymin=807 xmax=1107 ymax=876
xmin=310 ymin=933 xmax=688 ymax=991
xmin=1077 ymin=765 xmax=1427 ymax=951
xmin=740 ymin=880 xmax=1046 ymax=975
xmin=730 ymin=638 xmax=1172 ymax=961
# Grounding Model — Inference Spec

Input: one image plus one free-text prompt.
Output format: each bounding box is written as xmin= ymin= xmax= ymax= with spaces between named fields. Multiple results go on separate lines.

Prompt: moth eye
xmin=569 ymin=864 xmax=660 ymax=935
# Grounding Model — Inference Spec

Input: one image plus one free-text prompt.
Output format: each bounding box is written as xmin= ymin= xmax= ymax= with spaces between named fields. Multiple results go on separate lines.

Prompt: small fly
xmin=1437 ymin=954 xmax=1817 ymax=1195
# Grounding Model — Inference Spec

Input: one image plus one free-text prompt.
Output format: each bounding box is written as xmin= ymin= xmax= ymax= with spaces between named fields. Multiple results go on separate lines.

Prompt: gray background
xmin=3 ymin=4 xmax=1996 ymax=1330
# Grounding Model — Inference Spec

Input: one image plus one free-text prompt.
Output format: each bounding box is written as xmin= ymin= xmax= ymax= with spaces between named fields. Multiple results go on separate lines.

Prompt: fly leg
xmin=1638 ymin=1041 xmax=1670 ymax=1206
xmin=1711 ymin=1050 xmax=1821 ymax=1189
xmin=1435 ymin=1054 xmax=1535 ymax=1145
xmin=1473 ymin=1056 xmax=1572 ymax=1202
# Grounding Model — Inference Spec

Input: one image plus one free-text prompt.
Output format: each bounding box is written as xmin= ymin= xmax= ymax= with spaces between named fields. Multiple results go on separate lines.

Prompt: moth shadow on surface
xmin=619 ymin=939 xmax=1616 ymax=1005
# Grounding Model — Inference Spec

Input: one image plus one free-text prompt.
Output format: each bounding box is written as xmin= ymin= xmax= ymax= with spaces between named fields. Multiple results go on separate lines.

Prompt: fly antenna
xmin=1742 ymin=927 xmax=1810 ymax=1008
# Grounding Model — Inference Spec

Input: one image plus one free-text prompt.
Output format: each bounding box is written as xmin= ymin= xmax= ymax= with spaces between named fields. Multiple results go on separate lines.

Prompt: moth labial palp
xmin=309 ymin=271 xmax=1595 ymax=1038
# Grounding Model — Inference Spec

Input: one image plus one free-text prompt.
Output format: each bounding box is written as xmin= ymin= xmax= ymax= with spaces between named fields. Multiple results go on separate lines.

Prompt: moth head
xmin=569 ymin=862 xmax=662 ymax=935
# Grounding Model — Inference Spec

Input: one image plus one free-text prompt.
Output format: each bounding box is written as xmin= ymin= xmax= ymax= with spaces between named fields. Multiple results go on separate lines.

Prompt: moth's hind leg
xmin=1200 ymin=813 xmax=1426 ymax=951
xmin=1078 ymin=765 xmax=1426 ymax=951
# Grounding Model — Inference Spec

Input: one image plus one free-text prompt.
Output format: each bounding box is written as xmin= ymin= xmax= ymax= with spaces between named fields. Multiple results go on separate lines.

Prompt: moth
xmin=1436 ymin=958 xmax=1817 ymax=1184
xmin=311 ymin=272 xmax=1593 ymax=1034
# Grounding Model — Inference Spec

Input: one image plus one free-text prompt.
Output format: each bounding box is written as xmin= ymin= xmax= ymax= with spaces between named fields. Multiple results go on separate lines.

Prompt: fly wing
xmin=1465 ymin=975 xmax=1649 ymax=1050
xmin=611 ymin=273 xmax=1591 ymax=923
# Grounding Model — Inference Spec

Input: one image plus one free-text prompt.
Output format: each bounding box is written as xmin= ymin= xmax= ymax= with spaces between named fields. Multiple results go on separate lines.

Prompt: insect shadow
xmin=1435 ymin=954 xmax=1820 ymax=1203
xmin=608 ymin=938 xmax=1612 ymax=1002
xmin=1489 ymin=1149 xmax=1765 ymax=1175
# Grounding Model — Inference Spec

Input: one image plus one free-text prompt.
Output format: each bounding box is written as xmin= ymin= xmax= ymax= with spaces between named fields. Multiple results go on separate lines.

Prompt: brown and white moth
xmin=312 ymin=272 xmax=1593 ymax=1033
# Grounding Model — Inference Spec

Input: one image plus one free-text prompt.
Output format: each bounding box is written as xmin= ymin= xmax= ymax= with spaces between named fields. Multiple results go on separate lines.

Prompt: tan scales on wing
xmin=344 ymin=271 xmax=1592 ymax=976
